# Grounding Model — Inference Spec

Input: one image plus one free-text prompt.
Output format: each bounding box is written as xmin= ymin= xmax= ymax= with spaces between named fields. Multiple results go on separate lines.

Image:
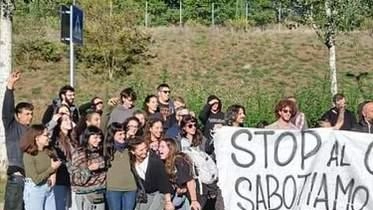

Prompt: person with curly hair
xmin=158 ymin=138 xmax=201 ymax=210
xmin=265 ymin=99 xmax=298 ymax=129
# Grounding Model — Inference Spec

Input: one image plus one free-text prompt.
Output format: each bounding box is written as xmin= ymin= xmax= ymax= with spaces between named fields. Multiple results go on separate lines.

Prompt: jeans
xmin=4 ymin=174 xmax=24 ymax=210
xmin=54 ymin=185 xmax=71 ymax=210
xmin=23 ymin=178 xmax=56 ymax=210
xmin=106 ymin=190 xmax=136 ymax=210
xmin=172 ymin=194 xmax=190 ymax=210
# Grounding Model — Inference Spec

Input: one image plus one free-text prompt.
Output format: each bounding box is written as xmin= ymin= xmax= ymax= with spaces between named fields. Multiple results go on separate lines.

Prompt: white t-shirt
xmin=135 ymin=154 xmax=149 ymax=180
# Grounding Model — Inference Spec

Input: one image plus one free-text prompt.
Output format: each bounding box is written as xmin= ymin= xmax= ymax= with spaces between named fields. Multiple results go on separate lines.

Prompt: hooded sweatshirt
xmin=198 ymin=95 xmax=225 ymax=141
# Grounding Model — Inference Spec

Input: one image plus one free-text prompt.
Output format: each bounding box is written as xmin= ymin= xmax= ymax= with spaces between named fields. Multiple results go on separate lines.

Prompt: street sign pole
xmin=61 ymin=4 xmax=83 ymax=88
xmin=69 ymin=5 xmax=75 ymax=87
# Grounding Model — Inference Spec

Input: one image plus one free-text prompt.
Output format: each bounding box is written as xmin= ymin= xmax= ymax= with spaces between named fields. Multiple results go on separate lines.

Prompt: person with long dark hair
xmin=225 ymin=104 xmax=246 ymax=127
xmin=105 ymin=122 xmax=137 ymax=210
xmin=144 ymin=118 xmax=164 ymax=153
xmin=128 ymin=137 xmax=174 ymax=210
xmin=123 ymin=116 xmax=141 ymax=139
xmin=158 ymin=138 xmax=201 ymax=210
xmin=21 ymin=124 xmax=61 ymax=210
xmin=143 ymin=94 xmax=160 ymax=119
xmin=179 ymin=115 xmax=205 ymax=151
xmin=46 ymin=105 xmax=75 ymax=210
xmin=70 ymin=126 xmax=106 ymax=210
xmin=179 ymin=115 xmax=224 ymax=210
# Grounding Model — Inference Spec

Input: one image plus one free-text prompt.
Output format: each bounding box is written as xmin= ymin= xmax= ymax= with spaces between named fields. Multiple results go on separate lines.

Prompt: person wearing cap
xmin=198 ymin=95 xmax=225 ymax=143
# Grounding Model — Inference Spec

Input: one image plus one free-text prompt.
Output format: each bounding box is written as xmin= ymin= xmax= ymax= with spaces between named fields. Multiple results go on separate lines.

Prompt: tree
xmin=294 ymin=0 xmax=366 ymax=96
xmin=0 ymin=0 xmax=15 ymax=177
xmin=78 ymin=0 xmax=151 ymax=80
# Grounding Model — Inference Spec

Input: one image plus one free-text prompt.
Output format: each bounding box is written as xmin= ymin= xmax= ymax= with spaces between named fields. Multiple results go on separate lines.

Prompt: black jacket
xmin=199 ymin=104 xmax=225 ymax=140
xmin=42 ymin=98 xmax=80 ymax=125
xmin=353 ymin=120 xmax=372 ymax=134
xmin=320 ymin=107 xmax=356 ymax=130
xmin=139 ymin=156 xmax=173 ymax=194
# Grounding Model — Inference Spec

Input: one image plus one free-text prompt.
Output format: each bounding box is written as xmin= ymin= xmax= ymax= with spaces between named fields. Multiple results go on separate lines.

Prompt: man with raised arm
xmin=3 ymin=71 xmax=34 ymax=210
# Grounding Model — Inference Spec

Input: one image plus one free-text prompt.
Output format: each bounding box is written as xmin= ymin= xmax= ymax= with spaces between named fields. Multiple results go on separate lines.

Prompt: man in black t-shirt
xmin=319 ymin=93 xmax=356 ymax=130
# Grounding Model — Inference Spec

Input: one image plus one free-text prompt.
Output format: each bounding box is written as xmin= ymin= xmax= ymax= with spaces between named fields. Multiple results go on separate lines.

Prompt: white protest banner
xmin=214 ymin=127 xmax=373 ymax=210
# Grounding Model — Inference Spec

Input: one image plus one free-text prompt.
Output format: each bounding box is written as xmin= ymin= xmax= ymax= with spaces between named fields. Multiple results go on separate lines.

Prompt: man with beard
xmin=319 ymin=93 xmax=356 ymax=130
xmin=353 ymin=101 xmax=373 ymax=133
xmin=265 ymin=99 xmax=298 ymax=129
xmin=42 ymin=85 xmax=80 ymax=124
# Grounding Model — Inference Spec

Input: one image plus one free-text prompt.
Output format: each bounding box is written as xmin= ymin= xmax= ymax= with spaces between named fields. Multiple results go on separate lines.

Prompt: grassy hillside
xmin=13 ymin=26 xmax=373 ymax=126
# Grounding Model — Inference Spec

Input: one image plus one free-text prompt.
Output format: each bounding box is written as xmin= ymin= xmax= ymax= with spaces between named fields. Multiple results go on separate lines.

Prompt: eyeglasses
xmin=282 ymin=109 xmax=292 ymax=114
xmin=162 ymin=90 xmax=171 ymax=94
xmin=187 ymin=123 xmax=196 ymax=128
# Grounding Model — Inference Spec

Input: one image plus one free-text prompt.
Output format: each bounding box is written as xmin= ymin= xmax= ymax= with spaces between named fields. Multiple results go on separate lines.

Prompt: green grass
xmin=11 ymin=24 xmax=373 ymax=126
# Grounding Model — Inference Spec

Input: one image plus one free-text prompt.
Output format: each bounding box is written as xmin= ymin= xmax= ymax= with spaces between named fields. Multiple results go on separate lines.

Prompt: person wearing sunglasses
xmin=79 ymin=97 xmax=104 ymax=118
xmin=157 ymin=83 xmax=175 ymax=115
xmin=179 ymin=115 xmax=224 ymax=210
xmin=265 ymin=99 xmax=298 ymax=129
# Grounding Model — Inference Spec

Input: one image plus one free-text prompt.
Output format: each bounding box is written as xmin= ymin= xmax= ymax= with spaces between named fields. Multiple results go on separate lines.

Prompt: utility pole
xmin=212 ymin=3 xmax=215 ymax=27
xmin=179 ymin=0 xmax=183 ymax=27
xmin=145 ymin=1 xmax=148 ymax=27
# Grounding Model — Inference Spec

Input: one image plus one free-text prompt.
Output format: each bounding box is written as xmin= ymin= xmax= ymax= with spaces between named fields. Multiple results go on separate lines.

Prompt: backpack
xmin=183 ymin=146 xmax=218 ymax=185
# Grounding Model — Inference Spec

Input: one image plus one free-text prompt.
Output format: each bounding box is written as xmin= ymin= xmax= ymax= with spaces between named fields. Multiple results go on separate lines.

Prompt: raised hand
xmin=7 ymin=71 xmax=21 ymax=90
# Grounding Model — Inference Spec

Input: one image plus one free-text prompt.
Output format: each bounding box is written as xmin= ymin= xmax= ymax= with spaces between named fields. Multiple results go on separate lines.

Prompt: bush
xmin=15 ymin=39 xmax=64 ymax=64
xmin=225 ymin=18 xmax=255 ymax=31
xmin=76 ymin=0 xmax=152 ymax=80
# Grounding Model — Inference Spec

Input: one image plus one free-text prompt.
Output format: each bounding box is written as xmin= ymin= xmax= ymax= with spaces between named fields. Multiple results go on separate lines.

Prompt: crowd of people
xmin=2 ymin=71 xmax=373 ymax=210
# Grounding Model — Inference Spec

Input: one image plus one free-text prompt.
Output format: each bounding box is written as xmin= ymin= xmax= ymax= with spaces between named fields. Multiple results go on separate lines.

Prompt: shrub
xmin=15 ymin=39 xmax=64 ymax=64
xmin=76 ymin=0 xmax=152 ymax=80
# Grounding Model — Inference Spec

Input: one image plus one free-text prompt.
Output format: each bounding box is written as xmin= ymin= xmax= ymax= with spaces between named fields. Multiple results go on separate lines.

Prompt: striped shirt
xmin=68 ymin=147 xmax=106 ymax=194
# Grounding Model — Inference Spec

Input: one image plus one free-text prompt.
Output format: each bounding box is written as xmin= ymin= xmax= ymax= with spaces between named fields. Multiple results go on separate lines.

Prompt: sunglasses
xmin=187 ymin=123 xmax=196 ymax=128
xmin=94 ymin=101 xmax=103 ymax=106
xmin=282 ymin=109 xmax=292 ymax=114
xmin=162 ymin=90 xmax=171 ymax=94
xmin=127 ymin=125 xmax=139 ymax=129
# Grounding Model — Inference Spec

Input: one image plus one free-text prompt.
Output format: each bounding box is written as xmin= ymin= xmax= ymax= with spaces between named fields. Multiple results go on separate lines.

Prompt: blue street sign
xmin=60 ymin=5 xmax=84 ymax=45
xmin=72 ymin=5 xmax=83 ymax=45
